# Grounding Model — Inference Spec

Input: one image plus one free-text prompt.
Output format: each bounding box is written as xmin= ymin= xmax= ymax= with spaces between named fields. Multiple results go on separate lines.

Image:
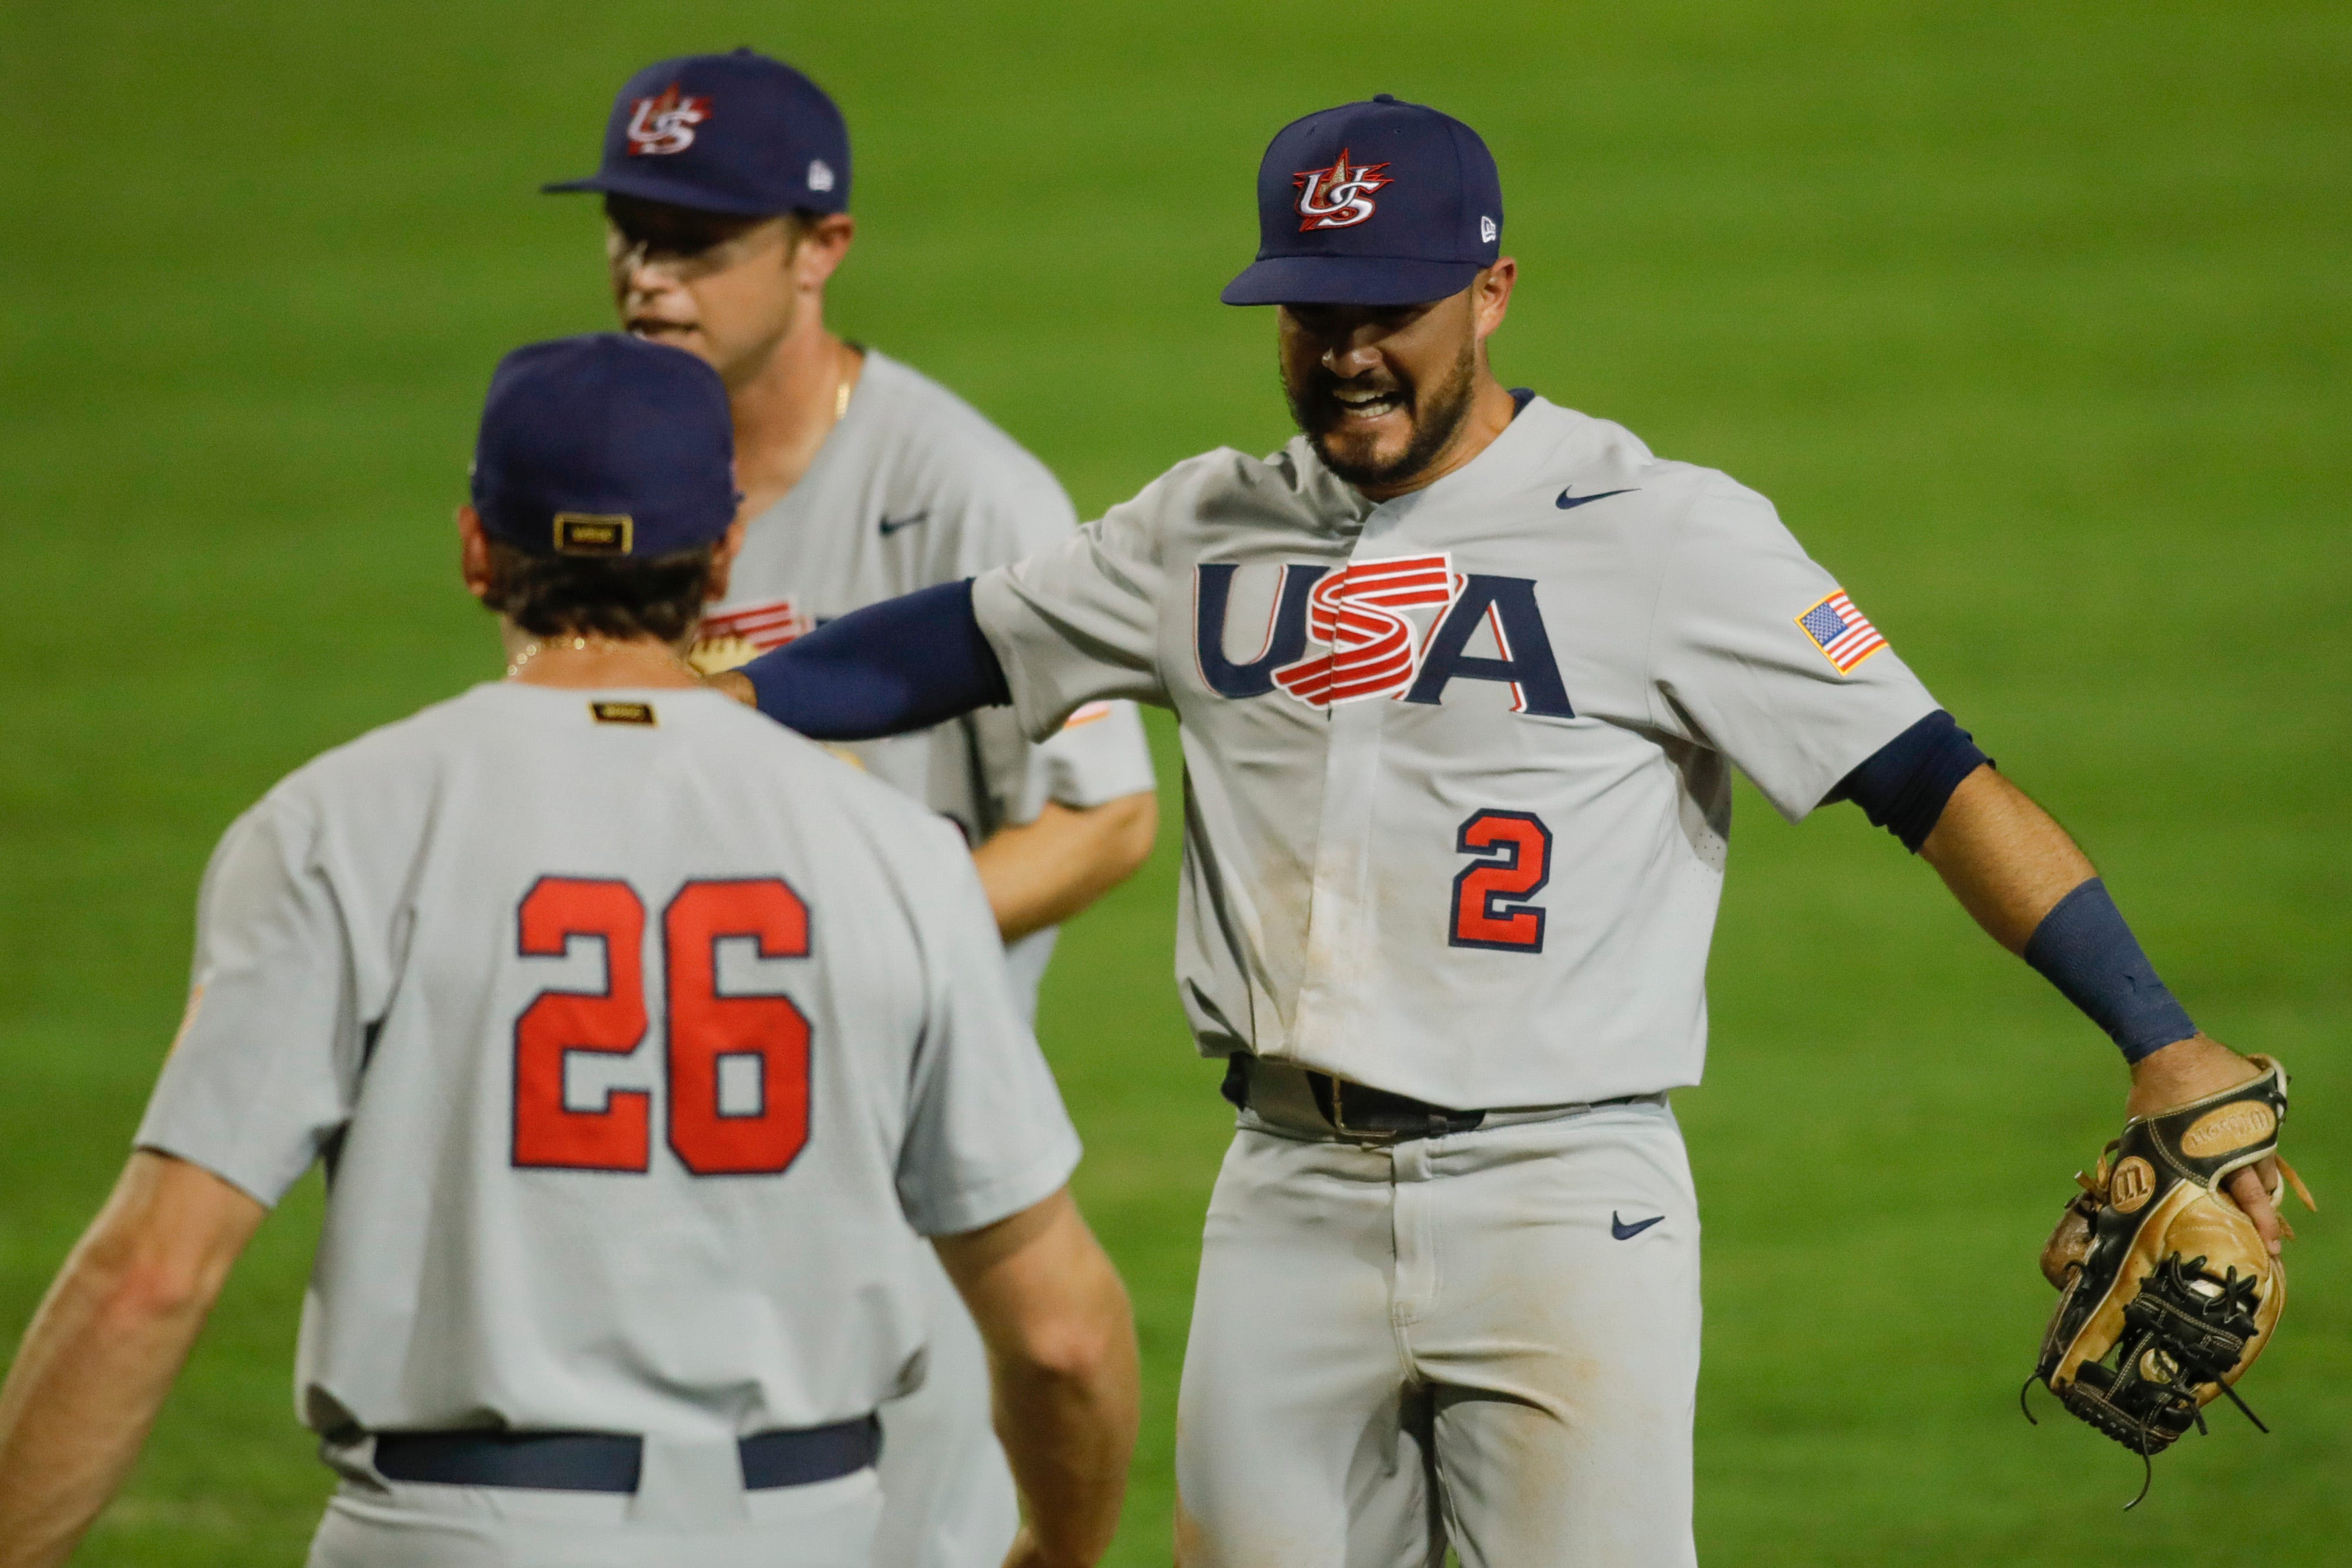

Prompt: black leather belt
xmin=1222 ymin=1055 xmax=1487 ymax=1138
xmin=373 ymin=1415 xmax=880 ymax=1493
xmin=1222 ymin=1055 xmax=1661 ymax=1142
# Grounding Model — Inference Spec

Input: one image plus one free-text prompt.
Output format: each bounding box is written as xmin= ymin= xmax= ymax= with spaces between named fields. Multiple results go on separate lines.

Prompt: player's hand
xmin=2126 ymin=1034 xmax=2287 ymax=1254
xmin=703 ymin=668 xmax=756 ymax=707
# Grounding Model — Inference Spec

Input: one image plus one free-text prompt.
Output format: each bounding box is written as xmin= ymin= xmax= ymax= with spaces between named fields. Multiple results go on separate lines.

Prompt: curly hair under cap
xmin=479 ymin=540 xmax=719 ymax=644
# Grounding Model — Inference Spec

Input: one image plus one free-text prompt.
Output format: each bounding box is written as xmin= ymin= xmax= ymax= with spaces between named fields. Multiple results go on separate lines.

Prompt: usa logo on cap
xmin=1224 ymin=95 xmax=1504 ymax=307
xmin=625 ymin=85 xmax=710 ymax=157
xmin=544 ymin=51 xmax=853 ymax=216
xmin=1293 ymin=149 xmax=1391 ymax=231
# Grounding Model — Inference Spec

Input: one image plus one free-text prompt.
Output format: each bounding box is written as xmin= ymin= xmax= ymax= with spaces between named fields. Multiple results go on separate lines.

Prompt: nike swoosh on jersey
xmin=1556 ymin=487 xmax=1636 ymax=510
xmin=877 ymin=511 xmax=930 ymax=535
xmin=1610 ymin=1211 xmax=1665 ymax=1240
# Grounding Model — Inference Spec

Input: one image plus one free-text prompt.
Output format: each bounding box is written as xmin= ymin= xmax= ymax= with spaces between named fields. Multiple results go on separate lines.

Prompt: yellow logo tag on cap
xmin=554 ymin=513 xmax=634 ymax=555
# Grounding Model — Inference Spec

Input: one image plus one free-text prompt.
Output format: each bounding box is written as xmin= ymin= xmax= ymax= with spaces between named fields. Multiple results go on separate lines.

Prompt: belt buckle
xmin=1322 ymin=1075 xmax=1486 ymax=1140
xmin=1312 ymin=1075 xmax=1400 ymax=1142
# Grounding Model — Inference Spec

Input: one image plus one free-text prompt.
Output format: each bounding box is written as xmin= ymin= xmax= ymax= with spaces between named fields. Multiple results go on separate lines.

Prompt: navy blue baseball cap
xmin=1222 ymin=95 xmax=1503 ymax=307
xmin=471 ymin=334 xmax=739 ymax=559
xmin=543 ymin=49 xmax=850 ymax=217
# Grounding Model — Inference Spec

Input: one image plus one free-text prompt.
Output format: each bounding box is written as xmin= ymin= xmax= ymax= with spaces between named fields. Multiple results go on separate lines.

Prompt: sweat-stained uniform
xmin=135 ymin=683 xmax=1081 ymax=1568
xmin=968 ymin=394 xmax=1940 ymax=1566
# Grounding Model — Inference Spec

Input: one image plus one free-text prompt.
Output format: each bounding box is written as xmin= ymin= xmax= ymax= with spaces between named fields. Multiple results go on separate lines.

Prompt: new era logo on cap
xmin=624 ymin=85 xmax=710 ymax=156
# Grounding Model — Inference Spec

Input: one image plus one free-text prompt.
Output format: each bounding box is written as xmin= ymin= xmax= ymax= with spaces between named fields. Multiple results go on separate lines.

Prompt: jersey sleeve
xmin=969 ymin=475 xmax=1175 ymax=742
xmin=133 ymin=796 xmax=365 ymax=1207
xmin=895 ymin=837 xmax=1083 ymax=1236
xmin=1647 ymin=476 xmax=1942 ymax=821
xmin=915 ymin=425 xmax=1161 ymax=819
xmin=964 ymin=696 xmax=1158 ymax=838
xmin=1024 ymin=700 xmax=1157 ymax=813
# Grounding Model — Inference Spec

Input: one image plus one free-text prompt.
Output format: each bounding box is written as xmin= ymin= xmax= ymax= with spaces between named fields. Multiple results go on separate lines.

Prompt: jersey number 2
xmin=513 ymin=876 xmax=812 ymax=1177
xmin=1449 ymin=810 xmax=1552 ymax=953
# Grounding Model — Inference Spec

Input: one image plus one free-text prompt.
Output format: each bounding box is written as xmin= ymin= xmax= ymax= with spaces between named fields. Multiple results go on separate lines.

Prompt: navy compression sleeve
xmin=739 ymin=579 xmax=1011 ymax=741
xmin=1830 ymin=709 xmax=1991 ymax=852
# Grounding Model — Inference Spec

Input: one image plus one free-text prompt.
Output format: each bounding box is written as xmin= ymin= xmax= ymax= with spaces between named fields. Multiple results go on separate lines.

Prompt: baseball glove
xmin=2025 ymin=1055 xmax=2314 ymax=1506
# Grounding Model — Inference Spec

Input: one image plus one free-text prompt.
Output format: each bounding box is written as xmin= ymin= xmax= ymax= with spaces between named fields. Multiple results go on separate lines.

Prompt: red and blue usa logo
xmin=625 ymin=85 xmax=711 ymax=157
xmin=1274 ymin=554 xmax=1455 ymax=705
xmin=1292 ymin=149 xmax=1392 ymax=232
xmin=1194 ymin=559 xmax=1574 ymax=718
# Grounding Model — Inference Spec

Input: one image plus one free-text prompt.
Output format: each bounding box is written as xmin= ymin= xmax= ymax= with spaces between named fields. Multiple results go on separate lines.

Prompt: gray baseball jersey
xmin=971 ymin=395 xmax=1940 ymax=1107
xmin=691 ymin=349 xmax=1157 ymax=1013
xmin=134 ymin=682 xmax=1081 ymax=1439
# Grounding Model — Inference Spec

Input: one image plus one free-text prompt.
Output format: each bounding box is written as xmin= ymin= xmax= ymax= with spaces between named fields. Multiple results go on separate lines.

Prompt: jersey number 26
xmin=511 ymin=876 xmax=812 ymax=1177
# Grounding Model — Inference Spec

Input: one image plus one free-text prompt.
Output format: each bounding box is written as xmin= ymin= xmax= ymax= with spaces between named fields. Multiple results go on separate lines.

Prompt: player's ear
xmin=791 ymin=213 xmax=855 ymax=293
xmin=705 ymin=517 xmax=749 ymax=604
xmin=457 ymin=505 xmax=495 ymax=604
xmin=1472 ymin=258 xmax=1516 ymax=346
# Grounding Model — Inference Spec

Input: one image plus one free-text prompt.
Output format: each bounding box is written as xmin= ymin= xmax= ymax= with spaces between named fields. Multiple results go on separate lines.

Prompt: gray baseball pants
xmin=1174 ymin=1100 xmax=1703 ymax=1567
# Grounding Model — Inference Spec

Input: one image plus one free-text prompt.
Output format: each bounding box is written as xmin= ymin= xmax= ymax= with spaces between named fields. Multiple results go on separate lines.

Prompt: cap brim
xmin=540 ymin=169 xmax=798 ymax=217
xmin=1219 ymin=254 xmax=1483 ymax=307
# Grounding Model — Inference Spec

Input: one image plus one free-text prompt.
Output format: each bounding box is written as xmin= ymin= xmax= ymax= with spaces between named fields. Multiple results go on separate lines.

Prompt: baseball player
xmin=0 ymin=335 xmax=1139 ymax=1568
xmin=709 ymin=96 xmax=2293 ymax=1565
xmin=541 ymin=53 xmax=1160 ymax=1568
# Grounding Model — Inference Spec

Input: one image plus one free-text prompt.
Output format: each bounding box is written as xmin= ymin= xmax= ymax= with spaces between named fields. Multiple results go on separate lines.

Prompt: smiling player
xmin=542 ymin=51 xmax=1161 ymax=1568
xmin=708 ymin=95 xmax=2295 ymax=1564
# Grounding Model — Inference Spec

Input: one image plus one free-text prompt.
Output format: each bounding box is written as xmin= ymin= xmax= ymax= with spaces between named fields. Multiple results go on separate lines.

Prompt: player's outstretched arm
xmin=708 ymin=579 xmax=1010 ymax=738
xmin=0 ymin=1151 xmax=265 ymax=1568
xmin=1916 ymin=764 xmax=2285 ymax=1249
xmin=934 ymin=1187 xmax=1140 ymax=1568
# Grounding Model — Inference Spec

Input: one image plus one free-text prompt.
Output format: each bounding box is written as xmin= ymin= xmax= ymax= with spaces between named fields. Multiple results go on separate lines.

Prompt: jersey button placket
xmin=1290 ymin=520 xmax=1402 ymax=1066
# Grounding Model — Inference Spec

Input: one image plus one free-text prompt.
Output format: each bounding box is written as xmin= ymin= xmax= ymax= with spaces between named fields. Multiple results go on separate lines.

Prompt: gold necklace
xmin=505 ymin=635 xmax=699 ymax=682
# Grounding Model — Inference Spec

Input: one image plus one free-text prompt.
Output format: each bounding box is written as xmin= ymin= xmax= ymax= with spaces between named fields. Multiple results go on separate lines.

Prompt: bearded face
xmin=1277 ymin=290 xmax=1484 ymax=493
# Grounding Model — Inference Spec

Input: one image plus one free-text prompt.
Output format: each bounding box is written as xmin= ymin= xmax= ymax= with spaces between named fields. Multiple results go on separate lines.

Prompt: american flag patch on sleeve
xmin=1795 ymin=589 xmax=1887 ymax=674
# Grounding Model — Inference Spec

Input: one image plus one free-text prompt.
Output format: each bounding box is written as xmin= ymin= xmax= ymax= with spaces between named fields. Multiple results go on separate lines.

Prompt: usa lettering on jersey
xmin=1274 ymin=555 xmax=1455 ymax=705
xmin=1193 ymin=561 xmax=1573 ymax=718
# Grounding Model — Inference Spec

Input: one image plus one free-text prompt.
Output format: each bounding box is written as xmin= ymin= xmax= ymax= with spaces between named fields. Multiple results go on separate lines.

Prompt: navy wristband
xmin=2021 ymin=878 xmax=2198 ymax=1063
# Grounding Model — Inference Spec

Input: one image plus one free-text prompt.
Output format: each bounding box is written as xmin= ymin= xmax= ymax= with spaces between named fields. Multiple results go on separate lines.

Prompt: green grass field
xmin=4 ymin=1 xmax=2346 ymax=1562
